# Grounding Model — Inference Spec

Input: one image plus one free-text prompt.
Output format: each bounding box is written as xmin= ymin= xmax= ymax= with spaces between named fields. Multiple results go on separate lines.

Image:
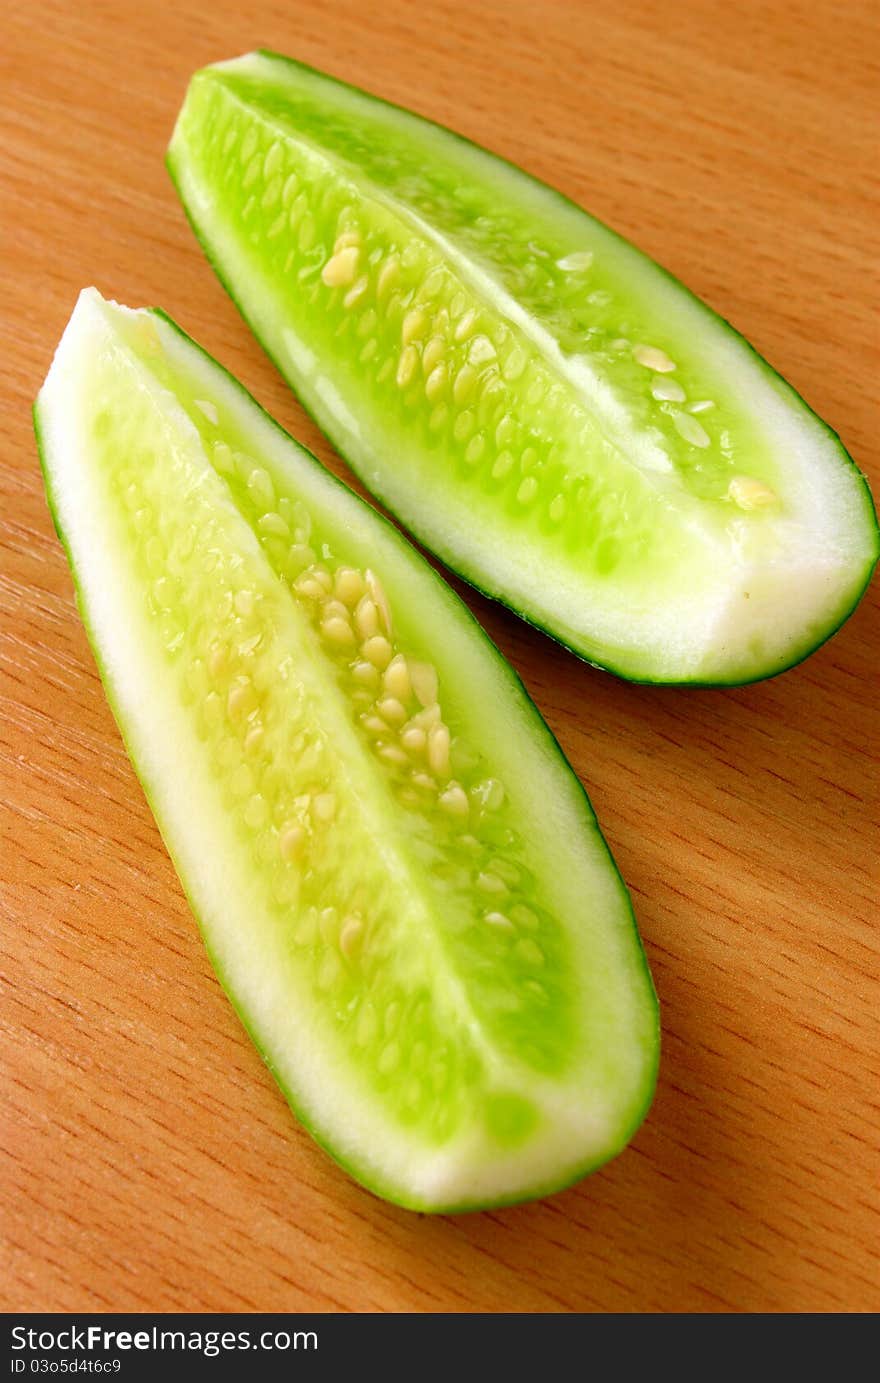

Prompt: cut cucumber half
xmin=168 ymin=51 xmax=878 ymax=684
xmin=35 ymin=289 xmax=658 ymax=1212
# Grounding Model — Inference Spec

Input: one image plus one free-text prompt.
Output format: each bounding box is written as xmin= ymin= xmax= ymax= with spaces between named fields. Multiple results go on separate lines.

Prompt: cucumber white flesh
xmin=35 ymin=289 xmax=658 ymax=1212
xmin=168 ymin=51 xmax=878 ymax=684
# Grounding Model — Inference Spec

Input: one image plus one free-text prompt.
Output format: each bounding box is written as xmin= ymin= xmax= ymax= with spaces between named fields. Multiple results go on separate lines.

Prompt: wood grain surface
xmin=2 ymin=0 xmax=878 ymax=1315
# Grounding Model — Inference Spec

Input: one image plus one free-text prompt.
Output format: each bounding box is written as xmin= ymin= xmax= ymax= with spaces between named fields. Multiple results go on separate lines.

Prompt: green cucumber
xmin=35 ymin=289 xmax=657 ymax=1212
xmin=168 ymin=51 xmax=878 ymax=685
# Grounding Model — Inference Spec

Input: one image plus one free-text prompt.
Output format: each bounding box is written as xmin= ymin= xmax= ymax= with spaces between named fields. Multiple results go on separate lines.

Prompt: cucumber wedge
xmin=35 ymin=289 xmax=657 ymax=1212
xmin=168 ymin=51 xmax=878 ymax=684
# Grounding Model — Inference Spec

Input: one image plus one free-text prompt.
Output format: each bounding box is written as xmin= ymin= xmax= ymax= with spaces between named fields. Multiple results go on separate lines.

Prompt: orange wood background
xmin=2 ymin=0 xmax=878 ymax=1314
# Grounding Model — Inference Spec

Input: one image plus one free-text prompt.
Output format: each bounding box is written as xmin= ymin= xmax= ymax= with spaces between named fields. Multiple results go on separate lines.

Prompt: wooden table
xmin=3 ymin=0 xmax=877 ymax=1315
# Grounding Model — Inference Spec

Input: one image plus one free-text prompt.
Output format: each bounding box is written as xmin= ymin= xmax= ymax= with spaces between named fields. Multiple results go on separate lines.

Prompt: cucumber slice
xmin=168 ymin=51 xmax=878 ymax=684
xmin=35 ymin=289 xmax=657 ymax=1212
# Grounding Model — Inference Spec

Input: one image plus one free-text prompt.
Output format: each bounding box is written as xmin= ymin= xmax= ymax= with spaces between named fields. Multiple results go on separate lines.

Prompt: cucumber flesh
xmin=168 ymin=52 xmax=878 ymax=684
xmin=35 ymin=289 xmax=658 ymax=1212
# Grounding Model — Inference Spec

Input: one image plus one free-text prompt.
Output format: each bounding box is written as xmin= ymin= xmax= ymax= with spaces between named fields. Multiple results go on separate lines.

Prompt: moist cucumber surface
xmin=168 ymin=51 xmax=878 ymax=684
xmin=35 ymin=289 xmax=658 ymax=1212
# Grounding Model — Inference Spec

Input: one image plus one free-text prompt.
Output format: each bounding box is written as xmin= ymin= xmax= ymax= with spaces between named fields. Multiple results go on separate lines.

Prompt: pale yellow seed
xmin=244 ymin=724 xmax=264 ymax=754
xmin=263 ymin=142 xmax=282 ymax=178
xmin=438 ymin=782 xmax=469 ymax=818
xmin=402 ymin=308 xmax=428 ymax=344
xmin=502 ymin=345 xmax=527 ymax=382
xmin=465 ymin=434 xmax=485 ymax=465
xmin=319 ymin=907 xmax=338 ymax=944
xmin=343 ymin=276 xmax=369 ymax=310
xmin=286 ymin=543 xmax=316 ymax=577
xmin=258 ymin=512 xmax=290 ymax=539
xmin=411 ymin=702 xmax=441 ymax=730
xmin=411 ymin=771 xmax=436 ymax=793
xmin=365 ymin=570 xmax=392 ymax=637
xmin=510 ymin=903 xmax=540 ymax=930
xmin=425 ymin=364 xmax=448 ymax=402
xmin=477 ymin=871 xmax=508 ymax=896
xmin=313 ymin=792 xmax=337 ymax=823
xmin=208 ymin=644 xmax=227 ymax=679
xmin=421 ymin=266 xmax=446 ymax=299
xmin=516 ymin=938 xmax=545 ymax=966
xmin=311 ymin=567 xmax=333 ymax=592
xmin=651 ymin=378 xmax=686 ymax=403
xmin=378 ymin=1042 xmax=400 ymax=1075
xmin=378 ymin=743 xmax=408 ymax=767
xmin=689 ymin=399 xmax=715 ymax=414
xmin=428 ymin=403 xmax=448 ymax=432
xmin=318 ymin=952 xmax=342 ymax=992
xmin=238 ymin=633 xmax=261 ymax=659
xmin=377 ymin=697 xmax=407 ymax=728
xmin=549 ymin=494 xmax=566 ymax=523
xmin=376 ymin=257 xmax=399 ymax=300
xmin=362 ymin=636 xmax=393 ymax=670
xmin=227 ymin=680 xmax=256 ymax=720
xmin=294 ymin=576 xmax=325 ymax=601
xmin=453 ymin=410 xmax=475 ymax=442
xmin=517 ymin=476 xmax=538 ymax=504
xmin=727 ymin=475 xmax=777 ymax=510
xmin=322 ymin=617 xmax=356 ymax=649
xmin=357 ymin=308 xmax=378 ymax=339
xmin=354 ymin=1004 xmax=377 ymax=1048
xmin=400 ymin=725 xmax=426 ymax=754
xmin=334 ymin=228 xmax=361 ymax=252
xmin=321 ymin=245 xmax=359 ymax=287
xmin=383 ymin=654 xmax=411 ymax=702
xmin=322 ymin=599 xmax=349 ymax=622
xmin=279 ymin=822 xmax=306 ymax=861
xmin=193 ymin=397 xmax=219 ymax=425
xmin=396 ymin=345 xmax=419 ymax=389
xmin=468 ymin=335 xmax=496 ymax=367
xmin=334 ymin=567 xmax=365 ymax=606
xmin=453 ymin=365 xmax=477 ymax=404
xmin=361 ymin=715 xmax=388 ymax=738
xmin=672 ymin=411 xmax=711 ymax=448
xmin=410 ymin=661 xmax=438 ymax=708
xmin=202 ymin=692 xmax=223 ymax=729
xmin=422 ymin=337 xmax=445 ymax=374
xmin=633 ymin=343 xmax=676 ymax=373
xmin=354 ymin=596 xmax=379 ymax=640
xmin=454 ymin=309 xmax=478 ymax=341
xmin=234 ymin=590 xmax=255 ymax=617
xmin=491 ymin=857 xmax=521 ymax=886
xmin=247 ymin=466 xmax=274 ymax=508
xmin=485 ymin=910 xmax=515 ymax=932
xmin=427 ymin=722 xmax=451 ymax=778
xmin=556 ymin=249 xmax=594 ymax=272
xmin=340 ymin=916 xmax=364 ymax=959
xmin=351 ymin=659 xmax=380 ymax=688
xmin=213 ymin=441 xmax=234 ymax=475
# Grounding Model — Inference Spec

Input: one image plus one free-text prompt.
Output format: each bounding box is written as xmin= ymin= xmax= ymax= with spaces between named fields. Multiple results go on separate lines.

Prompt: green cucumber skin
xmin=34 ymin=307 xmax=659 ymax=1214
xmin=167 ymin=52 xmax=878 ymax=688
